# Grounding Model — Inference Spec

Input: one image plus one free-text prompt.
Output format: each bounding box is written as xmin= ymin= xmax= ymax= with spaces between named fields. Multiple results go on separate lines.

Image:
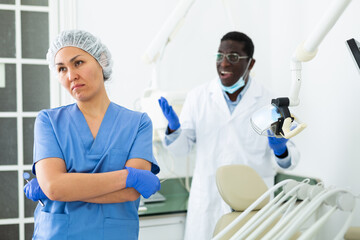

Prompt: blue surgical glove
xmin=158 ymin=97 xmax=180 ymax=131
xmin=268 ymin=136 xmax=288 ymax=156
xmin=24 ymin=178 xmax=48 ymax=202
xmin=125 ymin=166 xmax=161 ymax=199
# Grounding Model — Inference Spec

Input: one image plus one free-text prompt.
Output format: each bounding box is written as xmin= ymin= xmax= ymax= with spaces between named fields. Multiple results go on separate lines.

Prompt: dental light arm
xmin=142 ymin=0 xmax=195 ymax=64
xmin=142 ymin=0 xmax=237 ymax=65
xmin=289 ymin=0 xmax=351 ymax=107
xmin=141 ymin=0 xmax=238 ymax=90
xmin=252 ymin=0 xmax=352 ymax=139
xmin=142 ymin=0 xmax=195 ymax=90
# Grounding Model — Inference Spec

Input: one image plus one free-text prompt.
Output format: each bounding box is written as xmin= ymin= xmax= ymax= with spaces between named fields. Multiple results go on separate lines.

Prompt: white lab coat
xmin=164 ymin=78 xmax=300 ymax=240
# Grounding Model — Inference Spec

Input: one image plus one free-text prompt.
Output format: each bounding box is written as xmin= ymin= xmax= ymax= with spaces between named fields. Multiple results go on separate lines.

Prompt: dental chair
xmin=213 ymin=165 xmax=271 ymax=239
xmin=345 ymin=227 xmax=360 ymax=240
xmin=213 ymin=165 xmax=301 ymax=240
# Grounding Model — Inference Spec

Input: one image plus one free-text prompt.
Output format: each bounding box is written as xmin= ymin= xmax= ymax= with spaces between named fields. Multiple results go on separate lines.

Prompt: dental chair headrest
xmin=216 ymin=165 xmax=269 ymax=211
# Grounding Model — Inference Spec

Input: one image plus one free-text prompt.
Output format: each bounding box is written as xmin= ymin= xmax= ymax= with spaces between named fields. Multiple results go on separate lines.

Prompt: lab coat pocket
xmin=33 ymin=211 xmax=69 ymax=240
xmin=109 ymin=149 xmax=129 ymax=171
xmin=104 ymin=218 xmax=139 ymax=240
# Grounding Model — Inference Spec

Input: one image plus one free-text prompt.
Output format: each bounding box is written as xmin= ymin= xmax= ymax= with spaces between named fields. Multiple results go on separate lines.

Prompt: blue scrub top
xmin=31 ymin=102 xmax=160 ymax=240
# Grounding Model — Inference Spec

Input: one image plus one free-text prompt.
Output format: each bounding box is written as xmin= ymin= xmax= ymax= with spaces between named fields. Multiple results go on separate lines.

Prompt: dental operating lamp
xmin=250 ymin=0 xmax=352 ymax=139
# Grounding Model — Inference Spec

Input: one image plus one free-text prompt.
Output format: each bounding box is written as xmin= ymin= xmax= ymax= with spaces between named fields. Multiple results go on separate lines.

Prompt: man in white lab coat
xmin=158 ymin=31 xmax=300 ymax=240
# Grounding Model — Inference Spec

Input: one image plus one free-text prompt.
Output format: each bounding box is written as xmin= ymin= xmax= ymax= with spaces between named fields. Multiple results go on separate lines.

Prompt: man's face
xmin=216 ymin=40 xmax=251 ymax=87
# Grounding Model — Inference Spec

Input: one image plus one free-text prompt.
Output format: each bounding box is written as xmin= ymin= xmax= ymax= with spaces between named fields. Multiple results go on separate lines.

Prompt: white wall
xmin=75 ymin=0 xmax=360 ymax=237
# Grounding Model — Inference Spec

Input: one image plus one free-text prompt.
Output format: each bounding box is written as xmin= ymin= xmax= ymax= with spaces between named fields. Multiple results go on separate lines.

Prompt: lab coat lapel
xmin=231 ymin=79 xmax=263 ymax=119
xmin=208 ymin=78 xmax=232 ymax=118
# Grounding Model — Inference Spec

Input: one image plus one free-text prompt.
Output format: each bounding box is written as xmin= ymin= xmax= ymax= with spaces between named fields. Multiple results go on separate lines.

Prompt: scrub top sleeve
xmin=32 ymin=110 xmax=64 ymax=174
xmin=128 ymin=113 xmax=160 ymax=174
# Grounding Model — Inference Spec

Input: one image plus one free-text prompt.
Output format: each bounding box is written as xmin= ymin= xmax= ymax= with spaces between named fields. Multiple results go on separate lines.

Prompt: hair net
xmin=46 ymin=30 xmax=113 ymax=81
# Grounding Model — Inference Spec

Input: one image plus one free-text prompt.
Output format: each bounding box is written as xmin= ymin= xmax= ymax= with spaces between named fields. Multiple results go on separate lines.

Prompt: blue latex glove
xmin=125 ymin=166 xmax=161 ymax=199
xmin=24 ymin=178 xmax=48 ymax=202
xmin=158 ymin=96 xmax=180 ymax=131
xmin=268 ymin=136 xmax=288 ymax=156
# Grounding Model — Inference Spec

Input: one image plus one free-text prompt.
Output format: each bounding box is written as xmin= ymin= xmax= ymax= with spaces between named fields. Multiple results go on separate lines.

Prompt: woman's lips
xmin=72 ymin=84 xmax=85 ymax=91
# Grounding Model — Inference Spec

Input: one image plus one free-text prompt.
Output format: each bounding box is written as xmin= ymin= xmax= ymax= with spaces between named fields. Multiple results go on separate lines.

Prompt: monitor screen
xmin=346 ymin=38 xmax=360 ymax=74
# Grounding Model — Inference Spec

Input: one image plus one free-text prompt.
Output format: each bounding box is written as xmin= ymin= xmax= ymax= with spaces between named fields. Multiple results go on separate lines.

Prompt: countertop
xmin=138 ymin=178 xmax=190 ymax=217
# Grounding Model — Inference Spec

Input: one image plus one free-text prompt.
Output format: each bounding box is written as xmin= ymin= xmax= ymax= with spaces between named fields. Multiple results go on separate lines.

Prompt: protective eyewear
xmin=216 ymin=53 xmax=248 ymax=64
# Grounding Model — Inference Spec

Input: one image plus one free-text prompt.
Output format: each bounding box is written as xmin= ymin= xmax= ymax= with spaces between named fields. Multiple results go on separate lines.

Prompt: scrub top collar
xmin=68 ymin=102 xmax=118 ymax=155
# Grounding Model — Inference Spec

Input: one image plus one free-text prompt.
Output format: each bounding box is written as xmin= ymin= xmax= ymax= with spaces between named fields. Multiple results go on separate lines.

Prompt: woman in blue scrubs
xmin=24 ymin=30 xmax=160 ymax=240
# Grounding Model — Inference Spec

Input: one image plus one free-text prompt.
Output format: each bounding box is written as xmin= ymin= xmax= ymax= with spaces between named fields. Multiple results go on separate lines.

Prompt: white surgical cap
xmin=46 ymin=30 xmax=113 ymax=81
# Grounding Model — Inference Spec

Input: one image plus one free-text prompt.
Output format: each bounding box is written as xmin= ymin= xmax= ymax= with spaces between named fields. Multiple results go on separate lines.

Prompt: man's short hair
xmin=221 ymin=31 xmax=254 ymax=58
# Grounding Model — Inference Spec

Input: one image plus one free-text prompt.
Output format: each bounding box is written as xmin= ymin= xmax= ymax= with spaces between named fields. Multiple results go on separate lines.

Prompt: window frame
xmin=0 ymin=1 xmax=76 ymax=239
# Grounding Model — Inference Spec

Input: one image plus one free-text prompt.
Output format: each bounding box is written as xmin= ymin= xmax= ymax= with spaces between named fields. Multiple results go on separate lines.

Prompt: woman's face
xmin=55 ymin=47 xmax=105 ymax=102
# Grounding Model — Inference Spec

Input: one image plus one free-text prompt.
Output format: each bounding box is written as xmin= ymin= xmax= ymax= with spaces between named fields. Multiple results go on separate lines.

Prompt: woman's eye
xmin=58 ymin=67 xmax=66 ymax=73
xmin=75 ymin=60 xmax=83 ymax=66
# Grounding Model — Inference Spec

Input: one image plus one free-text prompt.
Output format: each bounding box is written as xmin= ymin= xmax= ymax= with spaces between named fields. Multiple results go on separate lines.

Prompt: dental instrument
xmin=23 ymin=172 xmax=44 ymax=207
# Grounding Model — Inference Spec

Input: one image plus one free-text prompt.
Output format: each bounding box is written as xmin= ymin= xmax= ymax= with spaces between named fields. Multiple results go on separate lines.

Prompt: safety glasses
xmin=216 ymin=52 xmax=248 ymax=64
